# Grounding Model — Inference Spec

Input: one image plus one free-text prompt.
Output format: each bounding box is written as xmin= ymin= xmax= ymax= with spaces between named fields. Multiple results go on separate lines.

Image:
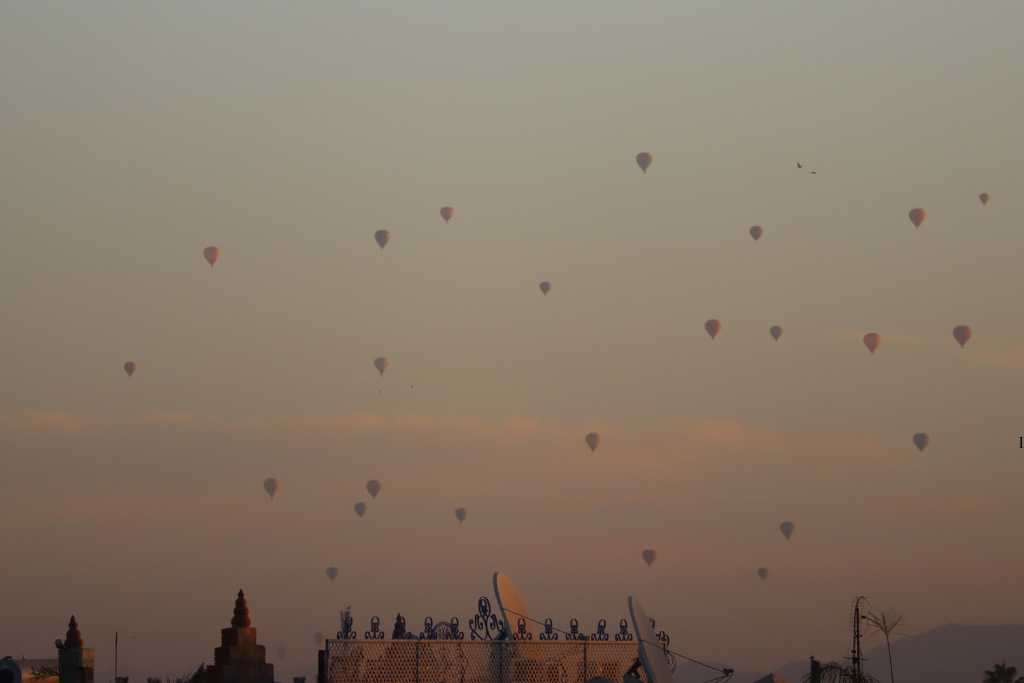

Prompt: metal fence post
xmin=583 ymin=640 xmax=588 ymax=682
xmin=415 ymin=640 xmax=421 ymax=683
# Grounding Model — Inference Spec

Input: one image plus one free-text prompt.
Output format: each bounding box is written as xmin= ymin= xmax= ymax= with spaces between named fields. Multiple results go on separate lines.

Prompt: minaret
xmin=204 ymin=591 xmax=274 ymax=683
xmin=57 ymin=616 xmax=94 ymax=683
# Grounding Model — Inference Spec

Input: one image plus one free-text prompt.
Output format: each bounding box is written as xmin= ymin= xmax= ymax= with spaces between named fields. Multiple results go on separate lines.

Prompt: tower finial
xmin=65 ymin=615 xmax=83 ymax=648
xmin=232 ymin=590 xmax=251 ymax=628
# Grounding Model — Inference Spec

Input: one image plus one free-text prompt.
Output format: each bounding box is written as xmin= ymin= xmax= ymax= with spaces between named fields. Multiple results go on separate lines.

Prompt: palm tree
xmin=863 ymin=610 xmax=903 ymax=683
xmin=803 ymin=661 xmax=879 ymax=683
xmin=983 ymin=662 xmax=1023 ymax=683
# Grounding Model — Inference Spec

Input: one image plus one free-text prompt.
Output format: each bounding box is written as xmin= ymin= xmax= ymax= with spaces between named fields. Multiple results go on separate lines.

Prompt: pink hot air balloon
xmin=952 ymin=325 xmax=971 ymax=348
xmin=641 ymin=549 xmax=656 ymax=567
xmin=769 ymin=326 xmax=783 ymax=342
xmin=440 ymin=206 xmax=455 ymax=223
xmin=263 ymin=477 xmax=279 ymax=500
xmin=454 ymin=507 xmax=467 ymax=523
xmin=539 ymin=281 xmax=551 ymax=295
xmin=354 ymin=501 xmax=367 ymax=518
xmin=123 ymin=361 xmax=136 ymax=377
xmin=585 ymin=432 xmax=600 ymax=452
xmin=979 ymin=192 xmax=990 ymax=206
xmin=326 ymin=566 xmax=338 ymax=581
xmin=908 ymin=208 xmax=926 ymax=228
xmin=705 ymin=319 xmax=722 ymax=340
xmin=863 ymin=332 xmax=880 ymax=355
xmin=912 ymin=432 xmax=929 ymax=452
xmin=366 ymin=480 xmax=382 ymax=499
xmin=636 ymin=152 xmax=653 ymax=174
xmin=374 ymin=230 xmax=390 ymax=249
xmin=749 ymin=225 xmax=763 ymax=241
xmin=203 ymin=246 xmax=220 ymax=267
xmin=373 ymin=357 xmax=389 ymax=376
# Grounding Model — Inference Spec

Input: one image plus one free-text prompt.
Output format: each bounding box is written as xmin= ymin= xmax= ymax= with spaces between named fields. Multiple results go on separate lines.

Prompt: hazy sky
xmin=2 ymin=2 xmax=1023 ymax=680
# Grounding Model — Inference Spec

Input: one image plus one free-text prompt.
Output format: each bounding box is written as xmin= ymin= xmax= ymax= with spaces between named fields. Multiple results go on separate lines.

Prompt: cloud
xmin=962 ymin=344 xmax=1024 ymax=371
xmin=0 ymin=410 xmax=94 ymax=435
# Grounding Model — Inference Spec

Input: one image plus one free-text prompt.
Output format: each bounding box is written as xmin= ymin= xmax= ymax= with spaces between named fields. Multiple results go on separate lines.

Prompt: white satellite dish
xmin=628 ymin=596 xmax=674 ymax=683
xmin=493 ymin=572 xmax=539 ymax=639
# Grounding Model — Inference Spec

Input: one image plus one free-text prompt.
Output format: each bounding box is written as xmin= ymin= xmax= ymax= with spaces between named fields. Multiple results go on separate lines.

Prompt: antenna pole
xmin=850 ymin=598 xmax=865 ymax=683
xmin=114 ymin=632 xmax=118 ymax=683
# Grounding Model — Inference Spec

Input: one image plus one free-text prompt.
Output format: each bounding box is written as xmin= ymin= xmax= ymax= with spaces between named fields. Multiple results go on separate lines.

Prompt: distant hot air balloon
xmin=912 ymin=432 xmax=930 ymax=452
xmin=539 ymin=281 xmax=551 ymax=295
xmin=757 ymin=568 xmax=768 ymax=581
xmin=953 ymin=325 xmax=972 ymax=348
xmin=908 ymin=208 xmax=926 ymax=229
xmin=863 ymin=332 xmax=881 ymax=355
xmin=749 ymin=225 xmax=763 ymax=241
xmin=779 ymin=521 xmax=795 ymax=540
xmin=454 ymin=507 xmax=467 ymax=523
xmin=326 ymin=566 xmax=338 ymax=581
xmin=585 ymin=432 xmax=600 ymax=452
xmin=374 ymin=230 xmax=390 ymax=249
xmin=123 ymin=361 xmax=136 ymax=377
xmin=366 ymin=480 xmax=382 ymax=499
xmin=440 ymin=206 xmax=455 ymax=223
xmin=203 ymin=246 xmax=220 ymax=267
xmin=354 ymin=501 xmax=367 ymax=518
xmin=263 ymin=477 xmax=278 ymax=500
xmin=769 ymin=326 xmax=783 ymax=342
xmin=636 ymin=152 xmax=653 ymax=174
xmin=641 ymin=549 xmax=656 ymax=567
xmin=705 ymin=319 xmax=722 ymax=340
xmin=979 ymin=193 xmax=990 ymax=206
xmin=373 ymin=357 xmax=389 ymax=376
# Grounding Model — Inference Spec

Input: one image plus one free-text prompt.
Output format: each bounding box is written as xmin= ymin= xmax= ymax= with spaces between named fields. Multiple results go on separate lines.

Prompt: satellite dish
xmin=628 ymin=596 xmax=674 ymax=683
xmin=492 ymin=572 xmax=538 ymax=639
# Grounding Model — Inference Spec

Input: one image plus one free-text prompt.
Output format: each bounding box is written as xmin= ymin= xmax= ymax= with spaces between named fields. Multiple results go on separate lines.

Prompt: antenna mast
xmin=849 ymin=597 xmax=867 ymax=682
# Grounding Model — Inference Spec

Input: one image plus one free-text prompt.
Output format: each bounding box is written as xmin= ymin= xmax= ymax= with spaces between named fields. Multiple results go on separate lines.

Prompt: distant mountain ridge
xmin=738 ymin=624 xmax=1024 ymax=683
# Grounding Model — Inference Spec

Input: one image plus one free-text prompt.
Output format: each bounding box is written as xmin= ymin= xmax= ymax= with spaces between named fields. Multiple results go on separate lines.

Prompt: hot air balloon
xmin=757 ymin=568 xmax=768 ymax=581
xmin=979 ymin=193 xmax=990 ymax=206
xmin=705 ymin=319 xmax=722 ymax=340
xmin=539 ymin=281 xmax=551 ymax=295
xmin=123 ymin=361 xmax=136 ymax=377
xmin=779 ymin=521 xmax=795 ymax=540
xmin=769 ymin=326 xmax=783 ymax=342
xmin=373 ymin=357 xmax=389 ymax=376
xmin=912 ymin=432 xmax=929 ymax=452
xmin=374 ymin=230 xmax=390 ymax=249
xmin=585 ymin=432 xmax=600 ymax=452
xmin=908 ymin=208 xmax=926 ymax=228
xmin=263 ymin=477 xmax=278 ymax=500
xmin=326 ymin=566 xmax=338 ymax=581
xmin=641 ymin=549 xmax=656 ymax=567
xmin=636 ymin=152 xmax=653 ymax=174
xmin=749 ymin=225 xmax=763 ymax=241
xmin=366 ymin=480 xmax=381 ymax=499
xmin=953 ymin=325 xmax=971 ymax=348
xmin=454 ymin=507 xmax=467 ymax=523
xmin=354 ymin=502 xmax=367 ymax=518
xmin=863 ymin=332 xmax=880 ymax=355
xmin=203 ymin=246 xmax=220 ymax=267
xmin=440 ymin=206 xmax=455 ymax=223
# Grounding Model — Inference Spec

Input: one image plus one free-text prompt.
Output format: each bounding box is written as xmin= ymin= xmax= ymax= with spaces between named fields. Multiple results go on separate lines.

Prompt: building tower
xmin=56 ymin=617 xmax=95 ymax=683
xmin=203 ymin=591 xmax=274 ymax=683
